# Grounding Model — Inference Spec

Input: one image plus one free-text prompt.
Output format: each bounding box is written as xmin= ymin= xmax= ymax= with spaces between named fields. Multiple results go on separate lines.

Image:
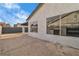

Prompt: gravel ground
xmin=0 ymin=33 xmax=79 ymax=56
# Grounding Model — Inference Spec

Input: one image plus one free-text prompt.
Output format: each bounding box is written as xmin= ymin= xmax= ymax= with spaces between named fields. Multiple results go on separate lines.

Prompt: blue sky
xmin=0 ymin=3 xmax=38 ymax=26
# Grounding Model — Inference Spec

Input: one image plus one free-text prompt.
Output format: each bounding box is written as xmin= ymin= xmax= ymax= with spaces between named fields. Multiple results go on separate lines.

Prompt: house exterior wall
xmin=28 ymin=3 xmax=79 ymax=49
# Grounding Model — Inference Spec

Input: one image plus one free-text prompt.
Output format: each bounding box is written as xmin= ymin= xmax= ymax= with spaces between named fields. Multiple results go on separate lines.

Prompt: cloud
xmin=0 ymin=3 xmax=29 ymax=26
xmin=1 ymin=3 xmax=20 ymax=10
xmin=16 ymin=10 xmax=29 ymax=19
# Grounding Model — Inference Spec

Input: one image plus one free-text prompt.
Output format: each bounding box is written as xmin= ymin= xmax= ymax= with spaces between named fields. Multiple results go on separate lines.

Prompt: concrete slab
xmin=0 ymin=33 xmax=79 ymax=56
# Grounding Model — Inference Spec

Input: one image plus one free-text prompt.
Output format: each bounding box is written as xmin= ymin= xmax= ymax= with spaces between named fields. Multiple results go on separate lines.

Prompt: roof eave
xmin=26 ymin=3 xmax=44 ymax=21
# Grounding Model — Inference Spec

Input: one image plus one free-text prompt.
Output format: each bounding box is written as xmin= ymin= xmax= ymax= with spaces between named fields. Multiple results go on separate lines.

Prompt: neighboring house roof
xmin=21 ymin=22 xmax=28 ymax=26
xmin=26 ymin=3 xmax=44 ymax=21
xmin=0 ymin=22 xmax=6 ymax=27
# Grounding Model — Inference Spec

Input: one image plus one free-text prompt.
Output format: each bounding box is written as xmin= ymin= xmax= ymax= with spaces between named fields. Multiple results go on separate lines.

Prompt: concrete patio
xmin=0 ymin=33 xmax=79 ymax=56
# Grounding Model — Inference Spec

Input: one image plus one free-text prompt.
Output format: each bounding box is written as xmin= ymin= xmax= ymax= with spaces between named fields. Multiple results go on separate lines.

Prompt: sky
xmin=0 ymin=3 xmax=38 ymax=26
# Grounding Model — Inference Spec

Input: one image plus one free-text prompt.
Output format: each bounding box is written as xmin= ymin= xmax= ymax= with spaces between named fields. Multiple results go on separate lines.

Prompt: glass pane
xmin=61 ymin=11 xmax=79 ymax=37
xmin=30 ymin=21 xmax=38 ymax=32
xmin=47 ymin=15 xmax=60 ymax=35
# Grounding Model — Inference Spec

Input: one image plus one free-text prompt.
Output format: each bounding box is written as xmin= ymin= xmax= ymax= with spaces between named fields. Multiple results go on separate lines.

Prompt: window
xmin=61 ymin=12 xmax=79 ymax=37
xmin=47 ymin=15 xmax=60 ymax=35
xmin=47 ymin=11 xmax=79 ymax=37
xmin=30 ymin=21 xmax=38 ymax=32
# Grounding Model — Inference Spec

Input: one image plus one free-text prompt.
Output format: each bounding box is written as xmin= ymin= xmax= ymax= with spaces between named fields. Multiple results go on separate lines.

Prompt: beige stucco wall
xmin=28 ymin=3 xmax=79 ymax=49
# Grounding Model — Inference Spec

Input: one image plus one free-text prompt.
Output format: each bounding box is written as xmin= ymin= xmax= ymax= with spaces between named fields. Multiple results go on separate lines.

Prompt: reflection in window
xmin=30 ymin=21 xmax=38 ymax=32
xmin=47 ymin=15 xmax=60 ymax=35
xmin=47 ymin=10 xmax=79 ymax=37
xmin=61 ymin=11 xmax=79 ymax=37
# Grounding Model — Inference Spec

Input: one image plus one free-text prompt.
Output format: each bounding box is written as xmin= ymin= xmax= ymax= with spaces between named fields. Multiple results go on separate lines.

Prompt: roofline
xmin=21 ymin=22 xmax=28 ymax=25
xmin=26 ymin=3 xmax=44 ymax=21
